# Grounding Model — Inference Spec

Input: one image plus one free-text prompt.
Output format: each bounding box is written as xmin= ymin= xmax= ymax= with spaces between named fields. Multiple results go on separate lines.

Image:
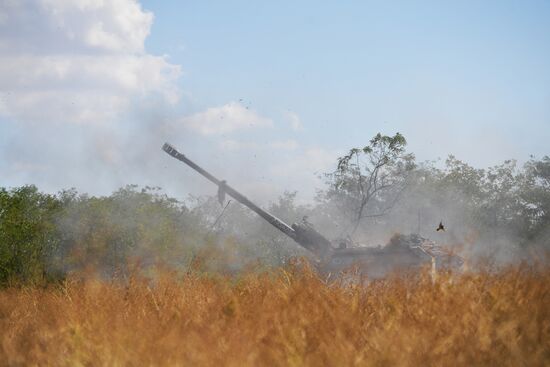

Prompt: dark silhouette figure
xmin=436 ymin=221 xmax=445 ymax=232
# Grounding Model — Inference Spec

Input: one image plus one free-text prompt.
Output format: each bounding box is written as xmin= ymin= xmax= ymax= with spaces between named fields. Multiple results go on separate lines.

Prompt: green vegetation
xmin=0 ymin=186 xmax=61 ymax=284
xmin=0 ymin=135 xmax=548 ymax=286
xmin=322 ymin=132 xmax=416 ymax=235
xmin=319 ymin=135 xmax=549 ymax=251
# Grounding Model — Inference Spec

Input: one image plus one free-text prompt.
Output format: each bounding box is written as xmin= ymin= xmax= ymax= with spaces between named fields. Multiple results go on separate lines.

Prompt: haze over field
xmin=1 ymin=4 xmax=549 ymax=365
xmin=1 ymin=0 xmax=549 ymax=204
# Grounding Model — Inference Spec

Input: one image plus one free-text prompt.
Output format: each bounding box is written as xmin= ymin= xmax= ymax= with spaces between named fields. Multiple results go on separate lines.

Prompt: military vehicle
xmin=162 ymin=142 xmax=463 ymax=278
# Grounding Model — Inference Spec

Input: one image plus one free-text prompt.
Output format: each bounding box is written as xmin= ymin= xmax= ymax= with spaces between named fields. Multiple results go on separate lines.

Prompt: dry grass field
xmin=0 ymin=262 xmax=549 ymax=366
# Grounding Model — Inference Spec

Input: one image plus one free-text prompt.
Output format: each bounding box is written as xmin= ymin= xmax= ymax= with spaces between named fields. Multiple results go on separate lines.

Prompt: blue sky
xmin=0 ymin=1 xmax=549 ymax=202
xmin=141 ymin=1 xmax=550 ymax=159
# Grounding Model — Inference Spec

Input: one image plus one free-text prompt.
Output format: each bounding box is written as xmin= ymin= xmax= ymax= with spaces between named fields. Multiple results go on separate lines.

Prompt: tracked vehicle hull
xmin=320 ymin=234 xmax=463 ymax=278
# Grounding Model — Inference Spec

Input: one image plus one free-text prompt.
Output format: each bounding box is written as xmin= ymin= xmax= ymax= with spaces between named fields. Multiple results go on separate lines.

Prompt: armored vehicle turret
xmin=162 ymin=143 xmax=462 ymax=278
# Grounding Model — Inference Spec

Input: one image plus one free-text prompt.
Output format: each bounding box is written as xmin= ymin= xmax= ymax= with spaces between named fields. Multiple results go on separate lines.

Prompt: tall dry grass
xmin=0 ymin=262 xmax=549 ymax=366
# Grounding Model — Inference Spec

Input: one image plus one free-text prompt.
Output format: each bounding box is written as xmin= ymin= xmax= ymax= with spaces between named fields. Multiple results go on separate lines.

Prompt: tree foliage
xmin=0 ymin=186 xmax=62 ymax=284
xmin=321 ymin=132 xmax=415 ymax=236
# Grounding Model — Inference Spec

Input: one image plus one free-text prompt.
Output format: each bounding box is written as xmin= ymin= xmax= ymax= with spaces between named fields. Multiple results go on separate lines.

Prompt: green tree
xmin=520 ymin=156 xmax=550 ymax=243
xmin=57 ymin=185 xmax=198 ymax=275
xmin=321 ymin=132 xmax=415 ymax=236
xmin=0 ymin=185 xmax=62 ymax=284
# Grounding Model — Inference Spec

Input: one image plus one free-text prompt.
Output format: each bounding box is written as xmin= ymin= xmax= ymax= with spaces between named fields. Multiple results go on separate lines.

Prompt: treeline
xmin=316 ymin=154 xmax=550 ymax=253
xmin=0 ymin=185 xmax=305 ymax=285
xmin=0 ymin=135 xmax=549 ymax=285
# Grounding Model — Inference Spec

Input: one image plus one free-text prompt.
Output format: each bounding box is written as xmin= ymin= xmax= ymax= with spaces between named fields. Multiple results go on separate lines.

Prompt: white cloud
xmin=218 ymin=139 xmax=259 ymax=152
xmin=269 ymin=139 xmax=299 ymax=151
xmin=219 ymin=139 xmax=298 ymax=152
xmin=180 ymin=102 xmax=273 ymax=135
xmin=0 ymin=0 xmax=181 ymax=124
xmin=285 ymin=111 xmax=304 ymax=131
xmin=0 ymin=0 xmax=152 ymax=54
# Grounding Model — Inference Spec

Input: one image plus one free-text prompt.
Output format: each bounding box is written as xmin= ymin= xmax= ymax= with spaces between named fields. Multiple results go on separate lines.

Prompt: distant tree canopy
xmin=0 ymin=185 xmax=210 ymax=285
xmin=0 ymin=185 xmax=306 ymax=285
xmin=320 ymin=133 xmax=415 ymax=236
xmin=0 ymin=134 xmax=548 ymax=286
xmin=319 ymin=133 xmax=549 ymax=249
xmin=417 ymin=155 xmax=550 ymax=245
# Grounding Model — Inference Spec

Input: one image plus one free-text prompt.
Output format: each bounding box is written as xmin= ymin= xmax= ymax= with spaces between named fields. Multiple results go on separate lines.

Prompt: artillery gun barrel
xmin=162 ymin=143 xmax=298 ymax=241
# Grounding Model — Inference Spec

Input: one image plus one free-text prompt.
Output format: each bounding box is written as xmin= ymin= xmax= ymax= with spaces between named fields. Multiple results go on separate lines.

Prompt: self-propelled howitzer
xmin=162 ymin=142 xmax=463 ymax=277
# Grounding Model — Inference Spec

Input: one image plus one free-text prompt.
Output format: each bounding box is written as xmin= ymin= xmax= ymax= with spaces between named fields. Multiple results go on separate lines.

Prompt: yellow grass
xmin=1 ymin=263 xmax=549 ymax=366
